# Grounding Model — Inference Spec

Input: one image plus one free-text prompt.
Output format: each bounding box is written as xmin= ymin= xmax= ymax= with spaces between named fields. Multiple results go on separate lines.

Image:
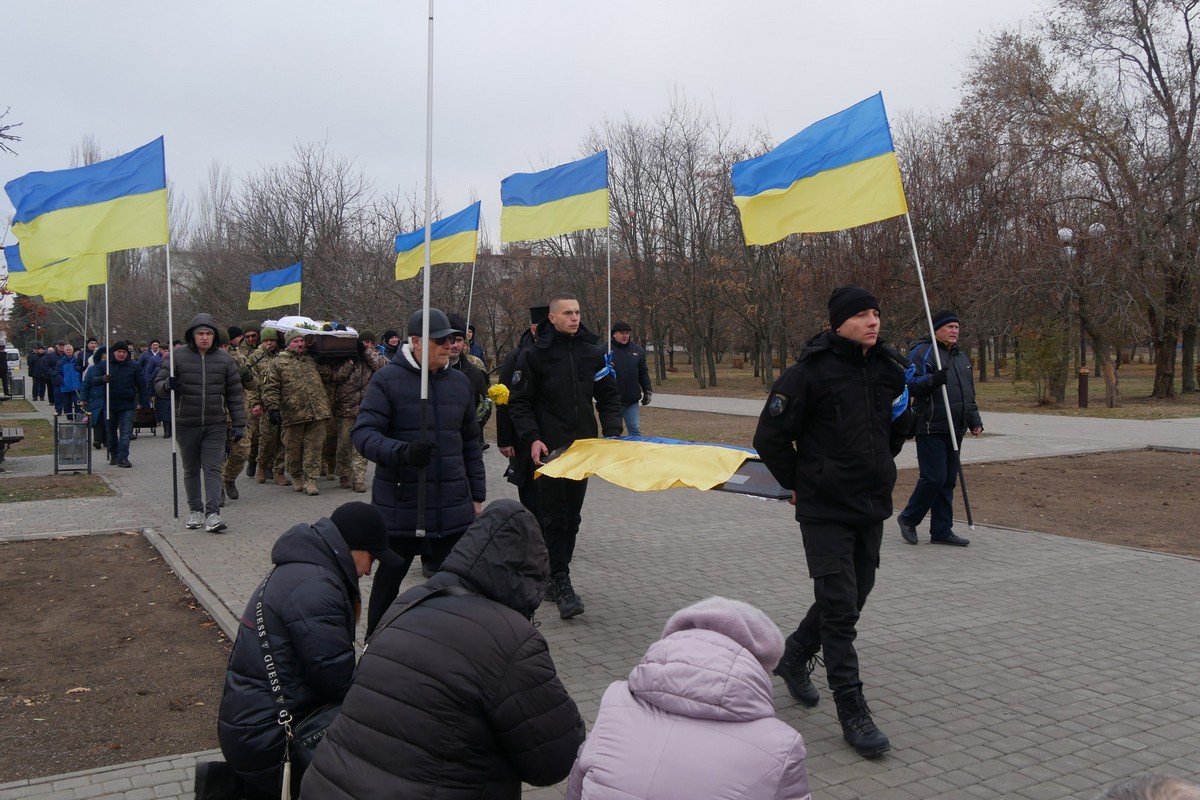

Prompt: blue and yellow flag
xmin=535 ymin=437 xmax=755 ymax=492
xmin=3 ymin=244 xmax=107 ymax=303
xmin=394 ymin=201 xmax=481 ymax=281
xmin=4 ymin=138 xmax=169 ymax=269
xmin=248 ymin=262 xmax=302 ymax=310
xmin=732 ymin=94 xmax=908 ymax=245
xmin=500 ymin=151 xmax=609 ymax=242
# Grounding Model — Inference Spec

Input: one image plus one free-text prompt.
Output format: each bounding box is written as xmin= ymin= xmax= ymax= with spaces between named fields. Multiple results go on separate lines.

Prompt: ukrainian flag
xmin=732 ymin=94 xmax=908 ymax=246
xmin=4 ymin=138 xmax=169 ymax=269
xmin=500 ymin=151 xmax=609 ymax=243
xmin=248 ymin=262 xmax=302 ymax=310
xmin=3 ymin=244 xmax=107 ymax=303
xmin=394 ymin=201 xmax=480 ymax=281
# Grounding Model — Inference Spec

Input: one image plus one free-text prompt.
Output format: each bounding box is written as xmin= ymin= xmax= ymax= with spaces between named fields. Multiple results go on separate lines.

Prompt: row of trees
xmin=6 ymin=0 xmax=1199 ymax=401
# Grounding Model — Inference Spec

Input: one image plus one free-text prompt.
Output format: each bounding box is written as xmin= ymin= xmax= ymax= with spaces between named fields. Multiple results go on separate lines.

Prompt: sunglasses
xmin=430 ymin=335 xmax=455 ymax=346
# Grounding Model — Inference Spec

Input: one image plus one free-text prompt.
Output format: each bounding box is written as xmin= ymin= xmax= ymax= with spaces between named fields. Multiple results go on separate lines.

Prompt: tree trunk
xmin=977 ymin=335 xmax=988 ymax=383
xmin=706 ymin=348 xmax=719 ymax=388
xmin=1012 ymin=336 xmax=1023 ymax=382
xmin=1182 ymin=324 xmax=1196 ymax=393
xmin=1151 ymin=333 xmax=1176 ymax=398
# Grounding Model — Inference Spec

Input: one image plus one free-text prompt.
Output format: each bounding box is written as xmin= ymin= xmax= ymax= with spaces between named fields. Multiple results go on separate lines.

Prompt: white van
xmin=4 ymin=345 xmax=23 ymax=396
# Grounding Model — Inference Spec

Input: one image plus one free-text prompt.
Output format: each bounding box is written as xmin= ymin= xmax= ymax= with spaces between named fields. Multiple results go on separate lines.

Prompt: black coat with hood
xmin=906 ymin=336 xmax=982 ymax=437
xmin=610 ymin=335 xmax=652 ymax=406
xmin=753 ymin=330 xmax=911 ymax=525
xmin=153 ymin=313 xmax=245 ymax=429
xmin=506 ymin=320 xmax=622 ymax=452
xmin=300 ymin=500 xmax=585 ymax=800
xmin=217 ymin=517 xmax=361 ymax=787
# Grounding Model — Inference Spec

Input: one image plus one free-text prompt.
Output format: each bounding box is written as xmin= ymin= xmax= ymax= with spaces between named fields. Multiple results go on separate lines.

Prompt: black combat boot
xmin=554 ymin=572 xmax=585 ymax=619
xmin=833 ymin=688 xmax=891 ymax=758
xmin=774 ymin=635 xmax=821 ymax=707
xmin=245 ymin=460 xmax=257 ymax=479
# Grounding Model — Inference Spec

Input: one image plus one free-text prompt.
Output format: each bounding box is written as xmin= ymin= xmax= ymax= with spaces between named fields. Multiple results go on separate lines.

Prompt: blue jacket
xmin=59 ymin=358 xmax=82 ymax=393
xmin=90 ymin=355 xmax=150 ymax=414
xmin=352 ymin=345 xmax=486 ymax=539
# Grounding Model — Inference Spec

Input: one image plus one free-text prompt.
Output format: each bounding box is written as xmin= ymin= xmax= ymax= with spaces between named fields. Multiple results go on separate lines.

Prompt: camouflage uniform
xmin=221 ymin=340 xmax=268 ymax=483
xmin=260 ymin=346 xmax=332 ymax=494
xmin=251 ymin=345 xmax=286 ymax=483
xmin=320 ymin=348 xmax=387 ymax=491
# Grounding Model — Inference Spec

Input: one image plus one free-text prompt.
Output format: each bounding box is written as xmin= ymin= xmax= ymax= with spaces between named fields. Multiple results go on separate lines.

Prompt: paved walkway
xmin=2 ymin=396 xmax=1198 ymax=799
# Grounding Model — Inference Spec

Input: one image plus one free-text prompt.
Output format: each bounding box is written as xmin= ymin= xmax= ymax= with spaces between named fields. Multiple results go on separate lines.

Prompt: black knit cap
xmin=932 ymin=309 xmax=959 ymax=331
xmin=330 ymin=502 xmax=402 ymax=566
xmin=828 ymin=285 xmax=881 ymax=331
xmin=110 ymin=340 xmax=132 ymax=354
xmin=227 ymin=326 xmax=243 ymax=341
xmin=529 ymin=305 xmax=550 ymax=325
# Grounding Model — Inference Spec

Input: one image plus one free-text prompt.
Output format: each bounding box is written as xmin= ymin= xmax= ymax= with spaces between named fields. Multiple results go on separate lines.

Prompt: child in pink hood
xmin=566 ymin=596 xmax=811 ymax=800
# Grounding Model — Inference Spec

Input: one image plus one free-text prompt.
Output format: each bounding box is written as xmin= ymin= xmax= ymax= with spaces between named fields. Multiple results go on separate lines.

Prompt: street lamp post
xmin=1057 ymin=223 xmax=1106 ymax=409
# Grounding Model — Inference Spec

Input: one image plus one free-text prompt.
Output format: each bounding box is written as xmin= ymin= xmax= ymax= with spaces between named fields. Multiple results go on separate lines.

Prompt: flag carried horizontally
xmin=4 ymin=137 xmax=169 ymax=269
xmin=731 ymin=94 xmax=907 ymax=245
xmin=248 ymin=262 xmax=302 ymax=310
xmin=500 ymin=151 xmax=609 ymax=242
xmin=394 ymin=201 xmax=481 ymax=281
xmin=3 ymin=244 xmax=107 ymax=303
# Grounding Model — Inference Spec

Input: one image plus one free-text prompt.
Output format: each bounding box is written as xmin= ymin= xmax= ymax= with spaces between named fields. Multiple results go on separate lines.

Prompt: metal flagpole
xmin=415 ymin=0 xmax=436 ymax=537
xmin=606 ymin=221 xmax=612 ymax=355
xmin=103 ymin=280 xmax=110 ymax=456
xmin=166 ymin=243 xmax=179 ymax=518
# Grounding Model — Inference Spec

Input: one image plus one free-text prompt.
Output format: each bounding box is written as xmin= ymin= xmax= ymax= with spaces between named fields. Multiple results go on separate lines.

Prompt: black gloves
xmin=406 ymin=439 xmax=435 ymax=468
xmin=356 ymin=339 xmax=366 ymax=355
xmin=929 ymin=369 xmax=948 ymax=387
xmin=641 ymin=391 xmax=652 ymax=406
xmin=232 ymin=428 xmax=244 ymax=442
xmin=166 ymin=376 xmax=178 ymax=391
xmin=269 ymin=410 xmax=283 ymax=426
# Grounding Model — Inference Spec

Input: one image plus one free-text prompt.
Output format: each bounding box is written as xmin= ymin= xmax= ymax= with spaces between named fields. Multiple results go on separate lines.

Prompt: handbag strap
xmin=366 ymin=583 xmax=475 ymax=650
xmin=251 ymin=569 xmax=297 ymax=735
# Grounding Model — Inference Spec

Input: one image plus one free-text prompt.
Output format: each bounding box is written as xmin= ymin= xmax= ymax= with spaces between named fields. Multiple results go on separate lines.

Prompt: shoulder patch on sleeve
xmin=767 ymin=392 xmax=789 ymax=417
xmin=511 ymin=369 xmax=522 ymax=387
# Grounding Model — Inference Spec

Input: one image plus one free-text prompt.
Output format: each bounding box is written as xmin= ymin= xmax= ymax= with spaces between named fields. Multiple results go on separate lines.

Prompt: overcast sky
xmin=2 ymin=0 xmax=1044 ymax=250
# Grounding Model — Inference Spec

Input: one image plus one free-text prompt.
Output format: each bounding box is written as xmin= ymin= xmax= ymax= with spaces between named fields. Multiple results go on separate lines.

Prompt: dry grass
xmin=0 ymin=474 xmax=114 ymax=503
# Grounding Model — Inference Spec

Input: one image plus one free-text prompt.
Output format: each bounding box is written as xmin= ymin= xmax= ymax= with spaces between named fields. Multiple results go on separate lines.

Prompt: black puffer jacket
xmin=217 ymin=518 xmax=360 ymax=788
xmin=153 ymin=313 xmax=246 ymax=429
xmin=906 ymin=337 xmax=982 ymax=437
xmin=300 ymin=500 xmax=585 ymax=800
xmin=506 ymin=321 xmax=622 ymax=451
xmin=93 ymin=354 xmax=150 ymax=414
xmin=495 ymin=328 xmax=535 ymax=450
xmin=753 ymin=331 xmax=910 ymax=525
xmin=351 ymin=344 xmax=485 ymax=539
xmin=610 ymin=336 xmax=652 ymax=406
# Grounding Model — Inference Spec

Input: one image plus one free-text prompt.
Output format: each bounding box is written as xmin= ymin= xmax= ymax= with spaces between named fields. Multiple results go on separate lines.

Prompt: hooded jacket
xmin=217 ymin=517 xmax=361 ymax=789
xmin=906 ymin=336 xmax=982 ymax=437
xmin=506 ymin=320 xmax=623 ymax=452
xmin=753 ymin=330 xmax=910 ymax=525
xmin=301 ymin=500 xmax=585 ymax=800
xmin=566 ymin=609 xmax=810 ymax=800
xmin=351 ymin=344 xmax=486 ymax=539
xmin=154 ymin=313 xmax=246 ymax=429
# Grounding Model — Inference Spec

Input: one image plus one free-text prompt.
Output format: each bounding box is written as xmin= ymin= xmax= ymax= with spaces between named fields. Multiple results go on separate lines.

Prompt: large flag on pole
xmin=4 ymin=137 xmax=169 ymax=269
xmin=3 ymin=244 xmax=107 ymax=303
xmin=500 ymin=151 xmax=609 ymax=242
xmin=394 ymin=201 xmax=480 ymax=280
xmin=731 ymin=94 xmax=907 ymax=245
xmin=248 ymin=262 xmax=302 ymax=309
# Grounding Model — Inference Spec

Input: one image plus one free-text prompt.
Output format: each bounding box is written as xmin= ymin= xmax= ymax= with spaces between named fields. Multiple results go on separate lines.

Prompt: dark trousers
xmin=538 ymin=476 xmax=588 ymax=576
xmin=107 ymin=409 xmax=134 ymax=463
xmin=178 ymin=423 xmax=227 ymax=515
xmin=899 ymin=434 xmax=960 ymax=540
xmin=32 ymin=377 xmax=46 ymax=401
xmin=793 ymin=519 xmax=883 ymax=694
xmin=365 ymin=533 xmax=462 ymax=636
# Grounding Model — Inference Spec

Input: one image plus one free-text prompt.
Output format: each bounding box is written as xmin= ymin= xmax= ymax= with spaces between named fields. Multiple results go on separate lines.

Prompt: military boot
xmin=255 ymin=463 xmax=267 ymax=484
xmin=833 ymin=688 xmax=891 ymax=758
xmin=274 ymin=471 xmax=291 ymax=487
xmin=774 ymin=635 xmax=822 ymax=708
xmin=304 ymin=480 xmax=320 ymax=496
xmin=246 ymin=460 xmax=257 ymax=479
xmin=554 ymin=572 xmax=585 ymax=619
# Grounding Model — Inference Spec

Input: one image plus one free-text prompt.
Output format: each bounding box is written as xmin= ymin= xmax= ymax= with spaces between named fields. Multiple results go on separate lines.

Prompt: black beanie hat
xmin=828 ymin=285 xmax=881 ymax=331
xmin=110 ymin=340 xmax=131 ymax=354
xmin=330 ymin=502 xmax=401 ymax=565
xmin=932 ymin=310 xmax=959 ymax=331
xmin=529 ymin=305 xmax=550 ymax=325
xmin=227 ymin=326 xmax=243 ymax=341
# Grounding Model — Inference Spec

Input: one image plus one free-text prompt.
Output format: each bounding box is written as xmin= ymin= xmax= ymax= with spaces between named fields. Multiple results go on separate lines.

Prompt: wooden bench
xmin=0 ymin=425 xmax=25 ymax=465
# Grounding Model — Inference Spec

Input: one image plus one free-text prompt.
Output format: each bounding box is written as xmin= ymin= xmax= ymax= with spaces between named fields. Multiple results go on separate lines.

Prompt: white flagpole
xmin=166 ymin=244 xmax=179 ymax=518
xmin=416 ymin=0 xmax=436 ymax=537
xmin=903 ymin=213 xmax=957 ymax=454
xmin=103 ymin=279 xmax=110 ymax=454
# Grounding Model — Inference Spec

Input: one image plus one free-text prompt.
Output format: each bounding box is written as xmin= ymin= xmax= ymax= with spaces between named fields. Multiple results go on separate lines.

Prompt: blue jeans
xmin=107 ymin=409 xmax=134 ymax=462
xmin=899 ymin=434 xmax=960 ymax=540
xmin=621 ymin=402 xmax=642 ymax=437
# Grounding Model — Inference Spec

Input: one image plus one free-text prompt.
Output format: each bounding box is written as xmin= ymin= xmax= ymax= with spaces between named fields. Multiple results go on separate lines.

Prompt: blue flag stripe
xmin=501 ymin=151 xmax=607 ymax=208
xmin=394 ymin=201 xmax=481 ymax=254
xmin=249 ymin=262 xmax=302 ymax=293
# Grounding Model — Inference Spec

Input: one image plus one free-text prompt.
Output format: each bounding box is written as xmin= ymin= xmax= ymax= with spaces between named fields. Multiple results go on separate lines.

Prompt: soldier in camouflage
xmin=319 ymin=332 xmax=387 ymax=493
xmin=260 ymin=330 xmax=332 ymax=496
xmin=221 ymin=325 xmax=268 ymax=500
xmin=250 ymin=331 xmax=286 ymax=485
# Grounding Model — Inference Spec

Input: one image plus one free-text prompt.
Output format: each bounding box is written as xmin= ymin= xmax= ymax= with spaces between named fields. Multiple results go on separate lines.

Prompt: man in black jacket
xmin=507 ymin=294 xmax=622 ymax=619
xmin=610 ymin=320 xmax=653 ymax=436
xmin=753 ymin=286 xmax=910 ymax=759
xmin=497 ymin=305 xmax=548 ymax=519
xmin=28 ymin=344 xmax=47 ymax=401
xmin=300 ymin=500 xmax=585 ymax=800
xmin=92 ymin=340 xmax=150 ymax=468
xmin=202 ymin=502 xmax=397 ymax=800
xmin=897 ymin=309 xmax=983 ymax=547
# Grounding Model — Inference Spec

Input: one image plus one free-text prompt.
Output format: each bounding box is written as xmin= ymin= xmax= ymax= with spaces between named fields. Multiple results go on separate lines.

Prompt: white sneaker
xmin=185 ymin=511 xmax=204 ymax=529
xmin=204 ymin=513 xmax=227 ymax=533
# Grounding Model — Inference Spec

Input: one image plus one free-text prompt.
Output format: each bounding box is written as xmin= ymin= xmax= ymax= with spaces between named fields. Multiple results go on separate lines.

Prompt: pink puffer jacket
xmin=566 ymin=627 xmax=811 ymax=800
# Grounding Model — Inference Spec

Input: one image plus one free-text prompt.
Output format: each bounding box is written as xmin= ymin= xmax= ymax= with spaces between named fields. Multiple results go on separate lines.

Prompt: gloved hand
xmin=101 ymin=375 xmax=111 ymax=384
xmin=929 ymin=369 xmax=948 ymax=388
xmin=167 ymin=376 xmax=178 ymax=391
xmin=405 ymin=439 xmax=435 ymax=468
xmin=232 ymin=428 xmax=244 ymax=442
xmin=356 ymin=339 xmax=366 ymax=355
xmin=641 ymin=391 xmax=652 ymax=406
xmin=269 ymin=410 xmax=283 ymax=426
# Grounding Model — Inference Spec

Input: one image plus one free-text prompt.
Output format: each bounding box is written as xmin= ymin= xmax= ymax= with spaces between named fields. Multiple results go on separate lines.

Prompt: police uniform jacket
xmin=753 ymin=330 xmax=910 ymax=525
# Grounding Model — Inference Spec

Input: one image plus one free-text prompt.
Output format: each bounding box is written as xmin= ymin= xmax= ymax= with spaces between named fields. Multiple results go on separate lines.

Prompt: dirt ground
xmin=0 ymin=434 xmax=1196 ymax=783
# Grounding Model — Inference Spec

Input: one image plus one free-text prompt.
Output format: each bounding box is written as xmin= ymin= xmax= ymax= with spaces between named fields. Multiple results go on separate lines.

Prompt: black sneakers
xmin=553 ymin=572 xmax=585 ymax=619
xmin=834 ymin=689 xmax=891 ymax=758
xmin=931 ymin=532 xmax=970 ymax=546
xmin=774 ymin=636 xmax=821 ymax=707
xmin=898 ymin=517 xmax=918 ymax=545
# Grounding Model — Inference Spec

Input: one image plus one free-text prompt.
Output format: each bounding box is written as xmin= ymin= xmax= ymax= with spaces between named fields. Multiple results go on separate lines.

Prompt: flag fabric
xmin=500 ymin=151 xmax=609 ymax=242
xmin=535 ymin=436 xmax=755 ymax=492
xmin=731 ymin=94 xmax=908 ymax=245
xmin=3 ymin=244 xmax=107 ymax=303
xmin=394 ymin=201 xmax=481 ymax=280
xmin=4 ymin=137 xmax=169 ymax=269
xmin=248 ymin=262 xmax=302 ymax=310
